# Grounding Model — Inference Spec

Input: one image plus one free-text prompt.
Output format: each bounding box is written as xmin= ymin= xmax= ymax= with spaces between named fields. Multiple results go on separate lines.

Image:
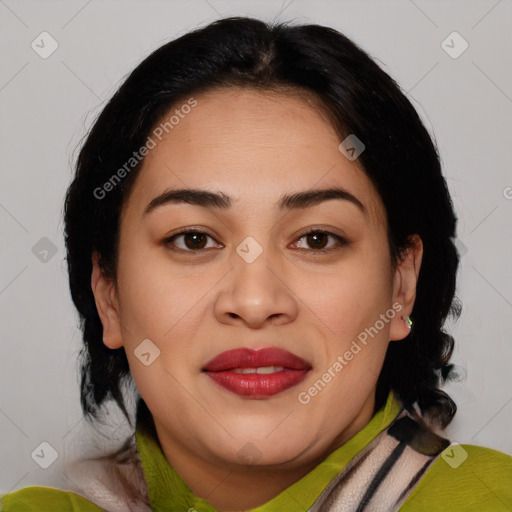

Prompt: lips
xmin=202 ymin=347 xmax=311 ymax=398
xmin=203 ymin=347 xmax=310 ymax=372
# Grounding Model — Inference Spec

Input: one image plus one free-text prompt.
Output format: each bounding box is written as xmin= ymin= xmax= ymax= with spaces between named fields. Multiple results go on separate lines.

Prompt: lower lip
xmin=204 ymin=369 xmax=310 ymax=398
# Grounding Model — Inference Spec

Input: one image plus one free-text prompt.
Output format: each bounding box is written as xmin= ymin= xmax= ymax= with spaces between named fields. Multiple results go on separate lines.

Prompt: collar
xmin=135 ymin=391 xmax=403 ymax=511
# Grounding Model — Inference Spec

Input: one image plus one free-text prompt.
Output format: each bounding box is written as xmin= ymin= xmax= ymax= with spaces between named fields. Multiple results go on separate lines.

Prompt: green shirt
xmin=2 ymin=392 xmax=511 ymax=511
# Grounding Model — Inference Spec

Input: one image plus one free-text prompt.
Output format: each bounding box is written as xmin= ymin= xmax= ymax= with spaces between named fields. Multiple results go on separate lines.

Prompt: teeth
xmin=233 ymin=366 xmax=285 ymax=374
xmin=257 ymin=366 xmax=284 ymax=374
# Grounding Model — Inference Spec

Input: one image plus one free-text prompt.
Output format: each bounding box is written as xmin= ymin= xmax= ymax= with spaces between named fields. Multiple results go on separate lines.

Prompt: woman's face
xmin=93 ymin=87 xmax=421 ymax=474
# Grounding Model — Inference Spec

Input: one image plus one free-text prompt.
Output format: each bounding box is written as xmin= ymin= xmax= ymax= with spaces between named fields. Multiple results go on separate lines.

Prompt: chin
xmin=228 ymin=445 xmax=308 ymax=469
xmin=213 ymin=432 xmax=314 ymax=468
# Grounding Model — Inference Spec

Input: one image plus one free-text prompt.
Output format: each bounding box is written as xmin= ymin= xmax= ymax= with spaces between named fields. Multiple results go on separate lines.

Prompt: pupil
xmin=183 ymin=233 xmax=328 ymax=251
xmin=186 ymin=233 xmax=206 ymax=250
xmin=308 ymin=233 xmax=327 ymax=249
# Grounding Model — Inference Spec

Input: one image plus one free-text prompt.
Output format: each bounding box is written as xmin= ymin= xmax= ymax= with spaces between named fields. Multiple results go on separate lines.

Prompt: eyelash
xmin=162 ymin=227 xmax=349 ymax=255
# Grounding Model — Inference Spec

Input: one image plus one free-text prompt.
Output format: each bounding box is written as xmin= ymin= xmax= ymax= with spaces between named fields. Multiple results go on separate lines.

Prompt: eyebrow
xmin=143 ymin=187 xmax=367 ymax=217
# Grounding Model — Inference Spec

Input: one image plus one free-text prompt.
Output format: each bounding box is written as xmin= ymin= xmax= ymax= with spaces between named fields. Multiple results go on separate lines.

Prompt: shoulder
xmin=1 ymin=486 xmax=103 ymax=511
xmin=401 ymin=444 xmax=512 ymax=511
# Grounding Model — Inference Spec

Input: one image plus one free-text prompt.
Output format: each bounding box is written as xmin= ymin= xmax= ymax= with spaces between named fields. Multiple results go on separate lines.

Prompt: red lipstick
xmin=202 ymin=347 xmax=311 ymax=398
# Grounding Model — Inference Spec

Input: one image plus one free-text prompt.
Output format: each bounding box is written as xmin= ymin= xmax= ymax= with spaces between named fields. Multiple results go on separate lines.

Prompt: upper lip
xmin=202 ymin=347 xmax=311 ymax=372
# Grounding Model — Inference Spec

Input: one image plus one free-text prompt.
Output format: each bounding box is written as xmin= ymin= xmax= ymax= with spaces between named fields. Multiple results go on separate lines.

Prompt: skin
xmin=91 ymin=87 xmax=423 ymax=511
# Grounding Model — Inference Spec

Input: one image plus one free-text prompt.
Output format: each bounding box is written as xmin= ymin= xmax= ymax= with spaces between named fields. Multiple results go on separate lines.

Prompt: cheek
xmin=298 ymin=254 xmax=392 ymax=337
xmin=116 ymin=243 xmax=218 ymax=348
xmin=115 ymin=243 xmax=174 ymax=342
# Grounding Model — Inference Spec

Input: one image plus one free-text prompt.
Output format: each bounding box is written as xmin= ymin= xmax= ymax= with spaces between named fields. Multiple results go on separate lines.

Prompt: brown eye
xmin=306 ymin=232 xmax=329 ymax=250
xmin=182 ymin=232 xmax=208 ymax=250
xmin=293 ymin=230 xmax=348 ymax=253
xmin=164 ymin=230 xmax=220 ymax=252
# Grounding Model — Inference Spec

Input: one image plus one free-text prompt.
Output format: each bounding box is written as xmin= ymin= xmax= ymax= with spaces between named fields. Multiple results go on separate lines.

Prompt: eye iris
xmin=185 ymin=233 xmax=207 ymax=250
xmin=307 ymin=233 xmax=328 ymax=249
xmin=177 ymin=232 xmax=335 ymax=251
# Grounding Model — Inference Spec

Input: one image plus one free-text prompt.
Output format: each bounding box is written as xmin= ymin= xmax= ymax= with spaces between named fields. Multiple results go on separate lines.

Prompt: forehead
xmin=123 ymin=87 xmax=385 ymax=227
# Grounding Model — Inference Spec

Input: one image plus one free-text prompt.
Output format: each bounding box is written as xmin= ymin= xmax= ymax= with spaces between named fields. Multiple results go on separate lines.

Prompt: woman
xmin=2 ymin=16 xmax=510 ymax=512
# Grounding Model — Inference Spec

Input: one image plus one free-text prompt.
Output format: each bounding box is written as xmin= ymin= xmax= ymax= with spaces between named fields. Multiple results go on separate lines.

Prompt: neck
xmin=151 ymin=398 xmax=375 ymax=511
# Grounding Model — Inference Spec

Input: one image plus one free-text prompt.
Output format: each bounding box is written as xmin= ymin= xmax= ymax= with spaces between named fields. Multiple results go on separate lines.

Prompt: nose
xmin=213 ymin=244 xmax=299 ymax=329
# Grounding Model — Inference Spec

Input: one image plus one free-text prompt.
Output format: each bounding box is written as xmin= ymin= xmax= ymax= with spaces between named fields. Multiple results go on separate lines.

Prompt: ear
xmin=91 ymin=252 xmax=124 ymax=349
xmin=389 ymin=234 xmax=423 ymax=341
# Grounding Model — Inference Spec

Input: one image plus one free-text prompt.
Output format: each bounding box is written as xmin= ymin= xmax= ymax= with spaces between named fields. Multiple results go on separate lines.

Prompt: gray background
xmin=1 ymin=0 xmax=511 ymax=494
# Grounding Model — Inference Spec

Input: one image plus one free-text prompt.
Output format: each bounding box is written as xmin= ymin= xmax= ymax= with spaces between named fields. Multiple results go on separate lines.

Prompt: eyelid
xmin=163 ymin=227 xmax=350 ymax=254
xmin=291 ymin=227 xmax=349 ymax=253
xmin=163 ymin=227 xmax=222 ymax=253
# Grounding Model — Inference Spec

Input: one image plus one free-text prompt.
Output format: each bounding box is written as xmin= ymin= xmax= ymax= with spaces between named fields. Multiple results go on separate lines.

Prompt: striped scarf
xmin=67 ymin=407 xmax=449 ymax=511
xmin=309 ymin=409 xmax=450 ymax=511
